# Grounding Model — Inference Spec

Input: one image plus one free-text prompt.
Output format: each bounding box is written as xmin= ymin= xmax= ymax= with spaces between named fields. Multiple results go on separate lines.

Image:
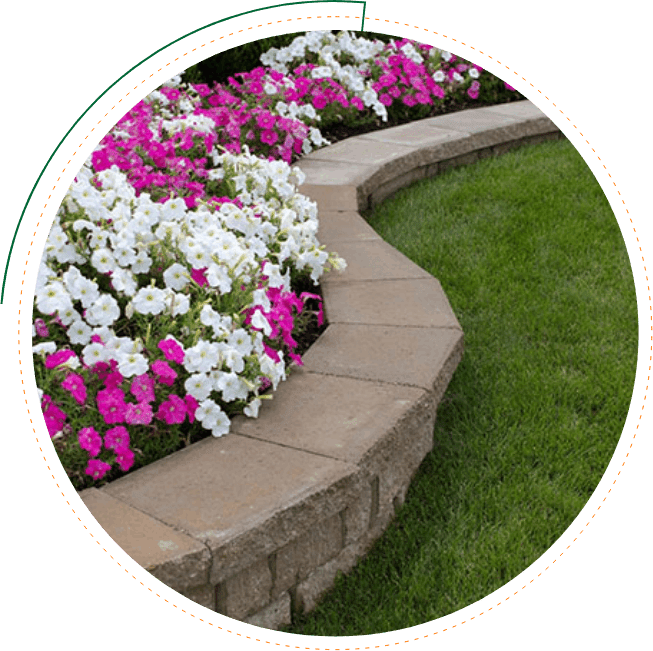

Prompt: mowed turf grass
xmin=284 ymin=138 xmax=638 ymax=636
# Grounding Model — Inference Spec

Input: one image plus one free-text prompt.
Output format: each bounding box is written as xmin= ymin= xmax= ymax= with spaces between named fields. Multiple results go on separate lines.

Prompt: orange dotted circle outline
xmin=15 ymin=13 xmax=650 ymax=648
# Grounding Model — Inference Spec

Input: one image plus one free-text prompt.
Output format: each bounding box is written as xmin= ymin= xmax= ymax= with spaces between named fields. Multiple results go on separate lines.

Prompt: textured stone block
xmin=437 ymin=151 xmax=480 ymax=173
xmin=292 ymin=543 xmax=365 ymax=615
xmin=492 ymin=138 xmax=527 ymax=156
xmin=341 ymin=483 xmax=372 ymax=546
xmin=368 ymin=165 xmax=427 ymax=207
xmin=216 ymin=557 xmax=273 ymax=621
xmin=294 ymin=159 xmax=372 ymax=211
xmin=178 ymin=583 xmax=216 ymax=611
xmin=244 ymin=592 xmax=292 ymax=630
xmin=273 ymin=513 xmax=344 ymax=595
xmin=484 ymin=99 xmax=549 ymax=120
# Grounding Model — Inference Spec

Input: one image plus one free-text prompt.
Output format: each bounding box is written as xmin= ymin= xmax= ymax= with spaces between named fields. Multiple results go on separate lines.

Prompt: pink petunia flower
xmin=45 ymin=349 xmax=78 ymax=369
xmin=130 ymin=373 xmax=156 ymax=402
xmin=263 ymin=343 xmax=281 ymax=363
xmin=350 ymin=96 xmax=364 ymax=110
xmin=44 ymin=416 xmax=65 ymax=438
xmin=115 ymin=448 xmax=135 ymax=472
xmin=43 ymin=397 xmax=67 ymax=437
xmin=85 ymin=458 xmax=112 ymax=481
xmin=125 ymin=401 xmax=154 ymax=425
xmin=34 ymin=318 xmax=49 ymax=338
xmin=151 ymin=360 xmax=177 ymax=386
xmin=288 ymin=351 xmax=303 ymax=366
xmin=104 ymin=426 xmax=130 ymax=452
xmin=260 ymin=129 xmax=279 ymax=146
xmin=104 ymin=370 xmax=124 ymax=389
xmin=156 ymin=395 xmax=187 ymax=425
xmin=256 ymin=113 xmax=276 ymax=130
xmin=191 ymin=267 xmax=208 ymax=287
xmin=78 ymin=427 xmax=102 ymax=457
xmin=61 ymin=373 xmax=87 ymax=405
xmin=96 ymin=387 xmax=127 ymax=424
xmin=158 ymin=338 xmax=185 ymax=364
xmin=312 ymin=94 xmax=327 ymax=110
xmin=184 ymin=394 xmax=199 ymax=424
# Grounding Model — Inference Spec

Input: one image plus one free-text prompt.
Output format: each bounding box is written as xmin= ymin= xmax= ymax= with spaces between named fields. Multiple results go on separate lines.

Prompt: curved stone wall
xmin=79 ymin=100 xmax=562 ymax=630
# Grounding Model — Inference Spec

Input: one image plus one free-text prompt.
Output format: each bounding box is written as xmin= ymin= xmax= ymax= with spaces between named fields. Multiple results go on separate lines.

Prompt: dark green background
xmin=0 ymin=0 xmax=653 ymax=649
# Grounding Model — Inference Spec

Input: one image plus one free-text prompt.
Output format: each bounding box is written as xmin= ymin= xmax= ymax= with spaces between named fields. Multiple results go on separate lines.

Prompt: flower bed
xmin=33 ymin=30 xmax=519 ymax=491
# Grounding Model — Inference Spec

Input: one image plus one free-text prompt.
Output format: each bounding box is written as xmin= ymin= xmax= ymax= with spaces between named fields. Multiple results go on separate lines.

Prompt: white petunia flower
xmin=131 ymin=251 xmax=152 ymax=274
xmin=36 ymin=282 xmax=72 ymax=316
xmin=82 ymin=342 xmax=108 ymax=367
xmin=227 ymin=329 xmax=253 ymax=357
xmin=132 ymin=287 xmax=166 ymax=315
xmin=195 ymin=398 xmax=223 ymax=430
xmin=85 ymin=294 xmax=120 ymax=326
xmin=117 ymin=352 xmax=149 ymax=377
xmin=58 ymin=304 xmax=81 ymax=326
xmin=243 ymin=398 xmax=262 ymax=419
xmin=250 ymin=309 xmax=272 ymax=337
xmin=163 ymin=263 xmax=190 ymax=291
xmin=67 ymin=320 xmax=92 ymax=345
xmin=184 ymin=373 xmax=214 ymax=401
xmin=33 ymin=342 xmax=57 ymax=356
xmin=184 ymin=340 xmax=220 ymax=374
xmin=110 ymin=268 xmax=137 ymax=296
xmin=214 ymin=371 xmax=249 ymax=402
xmin=91 ymin=248 xmax=116 ymax=274
xmin=211 ymin=411 xmax=231 ymax=437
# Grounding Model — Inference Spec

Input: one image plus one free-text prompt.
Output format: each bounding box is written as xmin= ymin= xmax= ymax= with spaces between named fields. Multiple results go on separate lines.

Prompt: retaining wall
xmin=79 ymin=100 xmax=562 ymax=630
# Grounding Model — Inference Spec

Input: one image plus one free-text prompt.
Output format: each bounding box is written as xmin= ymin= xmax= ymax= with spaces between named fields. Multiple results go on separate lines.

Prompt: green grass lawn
xmin=283 ymin=137 xmax=638 ymax=636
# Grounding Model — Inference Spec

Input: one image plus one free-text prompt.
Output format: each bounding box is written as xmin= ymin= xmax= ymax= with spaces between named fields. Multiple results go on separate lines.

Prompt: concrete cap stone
xmin=230 ymin=367 xmax=429 ymax=465
xmin=316 ymin=211 xmax=382 ymax=244
xmin=302 ymin=136 xmax=418 ymax=167
xmin=295 ymin=103 xmax=557 ymax=214
xmin=320 ymin=239 xmax=432 ymax=284
xmin=303 ymin=137 xmax=438 ymax=198
xmin=294 ymin=157 xmax=373 ymax=186
xmin=358 ymin=123 xmax=467 ymax=147
xmin=80 ymin=488 xmax=211 ymax=591
xmin=322 ymin=277 xmax=461 ymax=329
xmin=301 ymin=323 xmax=464 ymax=392
xmin=294 ymin=159 xmax=373 ymax=211
xmin=422 ymin=106 xmax=520 ymax=133
xmin=484 ymin=100 xmax=549 ymax=120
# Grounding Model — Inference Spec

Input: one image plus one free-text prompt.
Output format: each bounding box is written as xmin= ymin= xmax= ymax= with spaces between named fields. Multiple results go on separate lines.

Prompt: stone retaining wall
xmin=79 ymin=100 xmax=562 ymax=630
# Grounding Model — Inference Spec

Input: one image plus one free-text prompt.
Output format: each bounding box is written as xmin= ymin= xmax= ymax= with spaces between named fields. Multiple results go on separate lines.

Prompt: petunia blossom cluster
xmin=33 ymin=30 xmax=516 ymax=488
xmin=33 ymin=146 xmax=345 ymax=485
xmin=87 ymin=32 xmax=514 ymax=208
